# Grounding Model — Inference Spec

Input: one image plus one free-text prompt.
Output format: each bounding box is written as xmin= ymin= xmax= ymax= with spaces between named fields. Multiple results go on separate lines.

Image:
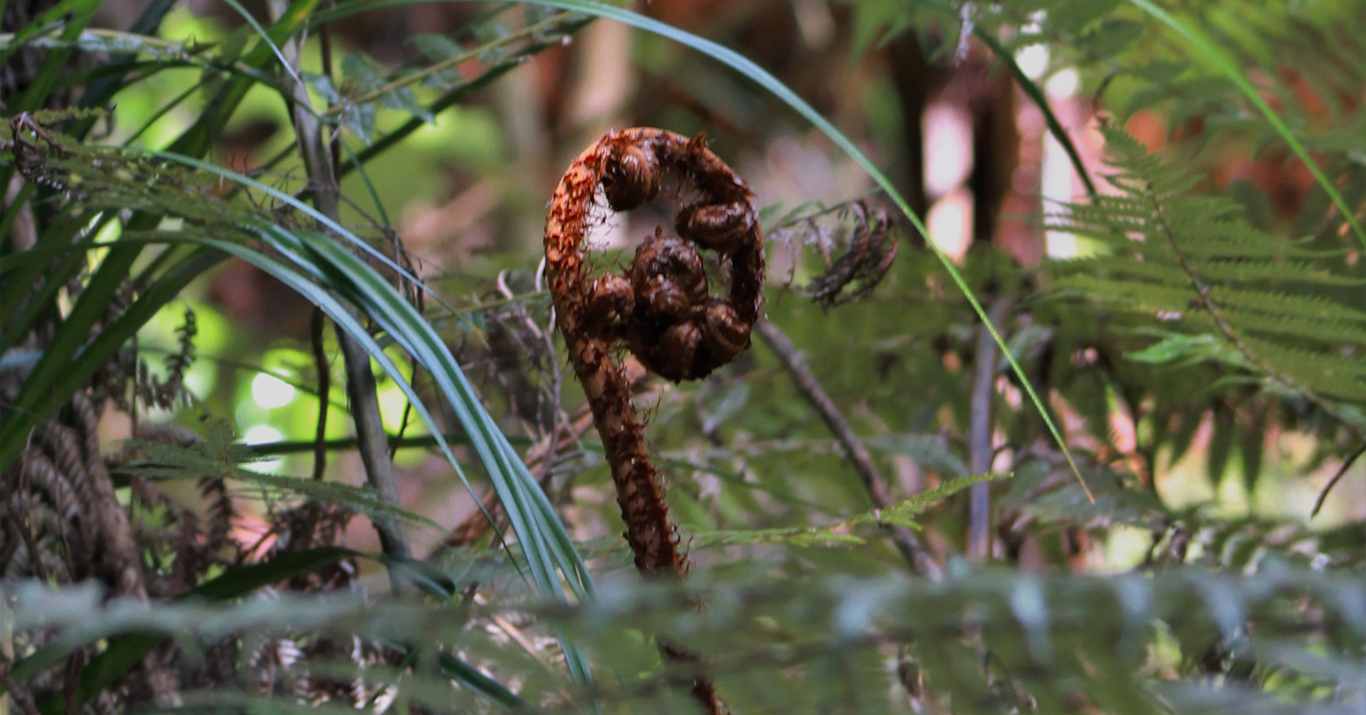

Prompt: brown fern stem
xmin=545 ymin=128 xmax=764 ymax=715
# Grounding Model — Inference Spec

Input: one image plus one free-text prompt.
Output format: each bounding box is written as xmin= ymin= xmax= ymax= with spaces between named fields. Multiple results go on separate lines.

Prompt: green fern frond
xmin=1046 ymin=123 xmax=1366 ymax=409
xmin=1126 ymin=331 xmax=1251 ymax=367
xmin=1058 ymin=256 xmax=1366 ymax=288
xmin=1005 ymin=460 xmax=1366 ymax=571
xmin=1049 ymin=276 xmax=1195 ymax=314
xmin=883 ymin=472 xmax=1006 ymax=518
xmin=1205 ymin=287 xmax=1366 ymax=324
xmin=1188 ymin=310 xmax=1366 ymax=349
xmin=9 ymin=561 xmax=1365 ymax=715
xmin=122 ymin=418 xmax=441 ymax=530
xmin=1238 ymin=334 xmax=1366 ymax=400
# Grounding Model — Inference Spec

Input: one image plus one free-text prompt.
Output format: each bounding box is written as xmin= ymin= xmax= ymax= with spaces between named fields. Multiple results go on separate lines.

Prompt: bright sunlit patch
xmin=1015 ymin=43 xmax=1050 ymax=80
xmin=243 ymin=424 xmax=282 ymax=445
xmin=252 ymin=373 xmax=296 ymax=409
xmin=926 ymin=188 xmax=973 ymax=262
xmin=923 ymin=103 xmax=973 ymax=197
xmin=184 ymin=370 xmax=211 ymax=399
xmin=83 ymin=216 xmax=122 ymax=275
xmin=1046 ymin=68 xmax=1080 ymax=98
xmin=1043 ymin=130 xmax=1079 ymax=258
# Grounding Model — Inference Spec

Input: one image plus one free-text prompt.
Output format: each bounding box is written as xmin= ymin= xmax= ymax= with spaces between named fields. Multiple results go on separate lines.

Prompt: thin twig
xmin=496 ymin=269 xmax=565 ymax=483
xmin=1313 ymin=441 xmax=1366 ymax=517
xmin=319 ymin=0 xmax=340 ymax=181
xmin=309 ymin=308 xmax=330 ymax=481
xmin=62 ymin=650 xmax=84 ymax=715
xmin=755 ymin=319 xmax=943 ymax=580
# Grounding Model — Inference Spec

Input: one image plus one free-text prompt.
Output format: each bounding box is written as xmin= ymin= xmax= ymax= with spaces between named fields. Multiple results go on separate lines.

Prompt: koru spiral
xmin=545 ymin=128 xmax=762 ymax=715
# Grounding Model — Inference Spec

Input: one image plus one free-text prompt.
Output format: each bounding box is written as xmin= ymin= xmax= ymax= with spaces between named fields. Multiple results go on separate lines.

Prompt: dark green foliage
xmin=3 ymin=1 xmax=1366 ymax=714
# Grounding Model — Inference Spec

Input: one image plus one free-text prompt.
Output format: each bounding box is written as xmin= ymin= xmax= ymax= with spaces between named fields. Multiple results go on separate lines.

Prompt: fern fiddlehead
xmin=545 ymin=127 xmax=764 ymax=714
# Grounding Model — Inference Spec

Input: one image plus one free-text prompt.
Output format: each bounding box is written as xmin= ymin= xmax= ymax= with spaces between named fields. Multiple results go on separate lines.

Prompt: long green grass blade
xmin=256 ymin=225 xmax=598 ymax=685
xmin=69 ymin=0 xmax=178 ymax=140
xmin=162 ymin=0 xmax=320 ymax=158
xmin=186 ymin=228 xmax=597 ymax=687
xmin=220 ymin=0 xmax=306 ymax=89
xmin=296 ymin=231 xmax=594 ymax=685
xmin=132 ymin=148 xmax=469 ymax=332
xmin=116 ymin=154 xmax=582 ymax=598
xmin=6 ymin=131 xmax=595 ymax=684
xmin=0 ymin=245 xmax=145 ymax=463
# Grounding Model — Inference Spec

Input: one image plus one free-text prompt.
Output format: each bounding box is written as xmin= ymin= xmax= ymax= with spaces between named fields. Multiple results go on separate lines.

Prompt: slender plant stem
xmin=309 ymin=307 xmax=331 ymax=481
xmin=0 ymin=659 xmax=41 ymax=715
xmin=968 ymin=298 xmax=1010 ymax=563
xmin=1313 ymin=441 xmax=1366 ymax=517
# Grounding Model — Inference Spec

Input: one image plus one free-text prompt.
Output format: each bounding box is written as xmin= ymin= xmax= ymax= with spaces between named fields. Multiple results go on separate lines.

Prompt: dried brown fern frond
xmin=803 ymin=200 xmax=900 ymax=309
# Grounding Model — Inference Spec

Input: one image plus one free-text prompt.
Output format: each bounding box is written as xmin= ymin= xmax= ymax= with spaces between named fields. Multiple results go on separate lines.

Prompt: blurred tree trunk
xmin=887 ymin=32 xmax=935 ymax=221
xmin=968 ymin=65 xmax=1017 ymax=248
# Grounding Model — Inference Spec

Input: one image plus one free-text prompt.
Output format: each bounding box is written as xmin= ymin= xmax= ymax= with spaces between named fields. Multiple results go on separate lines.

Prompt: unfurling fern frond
xmin=1045 ymin=126 xmax=1366 ymax=407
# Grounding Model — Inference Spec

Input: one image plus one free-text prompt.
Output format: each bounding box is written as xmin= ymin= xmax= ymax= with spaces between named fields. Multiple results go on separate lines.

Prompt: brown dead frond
xmin=804 ymin=200 xmax=900 ymax=309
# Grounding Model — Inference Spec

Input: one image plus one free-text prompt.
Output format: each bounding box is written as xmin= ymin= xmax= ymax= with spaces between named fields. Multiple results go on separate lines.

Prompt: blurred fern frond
xmin=5 ymin=561 xmax=1364 ymax=715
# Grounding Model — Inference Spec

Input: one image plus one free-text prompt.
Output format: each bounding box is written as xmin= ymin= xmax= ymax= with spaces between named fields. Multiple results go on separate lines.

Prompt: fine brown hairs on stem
xmin=545 ymin=127 xmax=764 ymax=715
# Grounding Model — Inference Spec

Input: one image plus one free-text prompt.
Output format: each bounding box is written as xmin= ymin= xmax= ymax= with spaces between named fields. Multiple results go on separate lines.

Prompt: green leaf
xmin=302 ymin=69 xmax=341 ymax=103
xmin=411 ymin=33 xmax=464 ymax=61
xmin=381 ymin=85 xmax=435 ymax=123
xmin=1126 ymin=333 xmax=1245 ymax=367
xmin=342 ymin=52 xmax=384 ymax=91
xmin=339 ymin=101 xmax=377 ymax=144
